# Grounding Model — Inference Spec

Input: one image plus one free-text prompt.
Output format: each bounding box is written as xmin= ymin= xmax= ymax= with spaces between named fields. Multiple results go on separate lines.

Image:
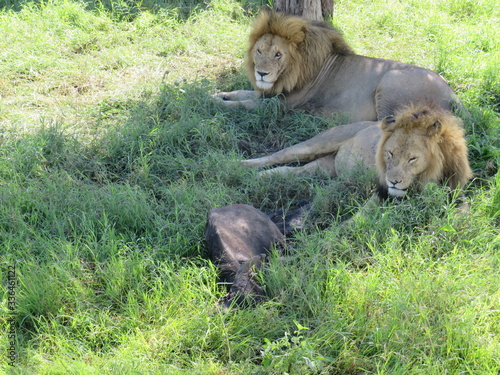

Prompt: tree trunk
xmin=273 ymin=0 xmax=334 ymax=21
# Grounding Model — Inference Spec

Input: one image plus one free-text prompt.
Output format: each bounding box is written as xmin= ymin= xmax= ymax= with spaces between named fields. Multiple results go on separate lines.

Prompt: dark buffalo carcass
xmin=205 ymin=204 xmax=284 ymax=308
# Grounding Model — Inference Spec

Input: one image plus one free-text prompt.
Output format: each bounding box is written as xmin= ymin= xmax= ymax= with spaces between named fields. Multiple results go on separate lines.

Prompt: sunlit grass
xmin=0 ymin=0 xmax=499 ymax=373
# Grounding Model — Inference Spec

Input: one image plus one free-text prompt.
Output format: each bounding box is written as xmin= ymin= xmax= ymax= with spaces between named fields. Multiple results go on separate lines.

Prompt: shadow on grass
xmin=2 ymin=77 xmax=498 ymax=263
xmin=0 ymin=78 xmax=326 ymax=268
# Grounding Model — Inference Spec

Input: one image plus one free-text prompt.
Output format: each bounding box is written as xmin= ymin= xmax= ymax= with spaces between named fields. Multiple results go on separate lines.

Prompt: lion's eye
xmin=387 ymin=151 xmax=393 ymax=159
xmin=275 ymin=52 xmax=282 ymax=59
xmin=408 ymin=157 xmax=417 ymax=164
xmin=256 ymin=49 xmax=262 ymax=55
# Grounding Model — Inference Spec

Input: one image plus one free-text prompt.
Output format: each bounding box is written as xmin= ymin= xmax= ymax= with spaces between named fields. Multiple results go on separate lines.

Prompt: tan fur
xmin=217 ymin=9 xmax=461 ymax=122
xmin=242 ymin=103 xmax=472 ymax=199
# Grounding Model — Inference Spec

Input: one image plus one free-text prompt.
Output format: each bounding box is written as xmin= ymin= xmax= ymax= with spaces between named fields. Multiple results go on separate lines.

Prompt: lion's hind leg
xmin=374 ymin=68 xmax=457 ymax=119
xmin=241 ymin=142 xmax=325 ymax=169
xmin=257 ymin=155 xmax=337 ymax=177
xmin=242 ymin=121 xmax=376 ymax=169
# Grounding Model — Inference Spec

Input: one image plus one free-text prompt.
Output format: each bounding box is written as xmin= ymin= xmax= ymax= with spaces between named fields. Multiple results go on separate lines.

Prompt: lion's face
xmin=376 ymin=109 xmax=455 ymax=198
xmin=245 ymin=10 xmax=352 ymax=96
xmin=250 ymin=34 xmax=289 ymax=91
xmin=381 ymin=128 xmax=434 ymax=197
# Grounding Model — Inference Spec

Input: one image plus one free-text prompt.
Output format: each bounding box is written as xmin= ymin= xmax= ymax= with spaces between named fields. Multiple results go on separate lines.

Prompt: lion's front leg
xmin=214 ymin=90 xmax=262 ymax=109
xmin=216 ymin=90 xmax=261 ymax=101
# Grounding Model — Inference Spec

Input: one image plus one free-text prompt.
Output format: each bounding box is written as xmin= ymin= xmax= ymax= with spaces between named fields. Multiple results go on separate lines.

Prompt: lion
xmin=216 ymin=8 xmax=462 ymax=122
xmin=242 ymin=103 xmax=473 ymax=203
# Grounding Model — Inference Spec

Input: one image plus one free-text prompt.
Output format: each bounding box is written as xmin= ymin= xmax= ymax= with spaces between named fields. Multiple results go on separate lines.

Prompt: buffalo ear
xmin=379 ymin=115 xmax=396 ymax=132
xmin=426 ymin=120 xmax=442 ymax=136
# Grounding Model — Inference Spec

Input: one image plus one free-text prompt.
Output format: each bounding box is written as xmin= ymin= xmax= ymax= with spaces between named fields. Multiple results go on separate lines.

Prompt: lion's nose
xmin=389 ymin=179 xmax=402 ymax=186
xmin=257 ymin=71 xmax=269 ymax=78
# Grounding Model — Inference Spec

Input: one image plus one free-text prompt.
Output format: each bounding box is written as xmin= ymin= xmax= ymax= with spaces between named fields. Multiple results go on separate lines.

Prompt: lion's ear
xmin=380 ymin=115 xmax=396 ymax=131
xmin=257 ymin=6 xmax=273 ymax=24
xmin=293 ymin=30 xmax=306 ymax=43
xmin=270 ymin=14 xmax=307 ymax=44
xmin=426 ymin=120 xmax=442 ymax=136
xmin=286 ymin=25 xmax=307 ymax=44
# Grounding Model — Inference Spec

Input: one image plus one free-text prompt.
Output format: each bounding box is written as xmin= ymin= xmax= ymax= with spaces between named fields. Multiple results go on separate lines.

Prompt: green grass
xmin=0 ymin=0 xmax=499 ymax=373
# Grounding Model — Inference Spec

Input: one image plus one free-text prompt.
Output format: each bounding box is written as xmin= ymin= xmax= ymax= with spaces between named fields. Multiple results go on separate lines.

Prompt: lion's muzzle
xmin=387 ymin=178 xmax=408 ymax=197
xmin=254 ymin=71 xmax=274 ymax=90
xmin=387 ymin=186 xmax=407 ymax=197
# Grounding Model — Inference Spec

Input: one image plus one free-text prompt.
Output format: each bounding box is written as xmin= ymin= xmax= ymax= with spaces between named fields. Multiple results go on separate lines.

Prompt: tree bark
xmin=321 ymin=0 xmax=334 ymax=19
xmin=273 ymin=0 xmax=334 ymax=20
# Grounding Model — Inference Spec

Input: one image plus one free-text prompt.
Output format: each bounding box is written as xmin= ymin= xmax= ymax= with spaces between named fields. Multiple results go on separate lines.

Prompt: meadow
xmin=0 ymin=0 xmax=499 ymax=373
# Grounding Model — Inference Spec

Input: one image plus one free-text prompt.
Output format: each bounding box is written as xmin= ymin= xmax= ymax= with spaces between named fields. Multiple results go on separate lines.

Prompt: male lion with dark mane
xmin=242 ymin=103 xmax=473 ymax=202
xmin=216 ymin=8 xmax=462 ymax=121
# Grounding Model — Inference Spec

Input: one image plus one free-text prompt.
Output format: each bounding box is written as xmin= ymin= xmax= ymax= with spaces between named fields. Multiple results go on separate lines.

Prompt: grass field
xmin=0 ymin=0 xmax=499 ymax=373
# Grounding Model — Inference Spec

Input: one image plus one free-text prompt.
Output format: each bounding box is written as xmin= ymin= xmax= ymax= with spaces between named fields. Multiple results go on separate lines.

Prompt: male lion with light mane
xmin=242 ymin=103 xmax=473 ymax=203
xmin=216 ymin=8 xmax=462 ymax=121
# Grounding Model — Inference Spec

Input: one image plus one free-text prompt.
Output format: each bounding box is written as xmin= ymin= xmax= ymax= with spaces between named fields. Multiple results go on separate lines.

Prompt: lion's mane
xmin=246 ymin=8 xmax=353 ymax=95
